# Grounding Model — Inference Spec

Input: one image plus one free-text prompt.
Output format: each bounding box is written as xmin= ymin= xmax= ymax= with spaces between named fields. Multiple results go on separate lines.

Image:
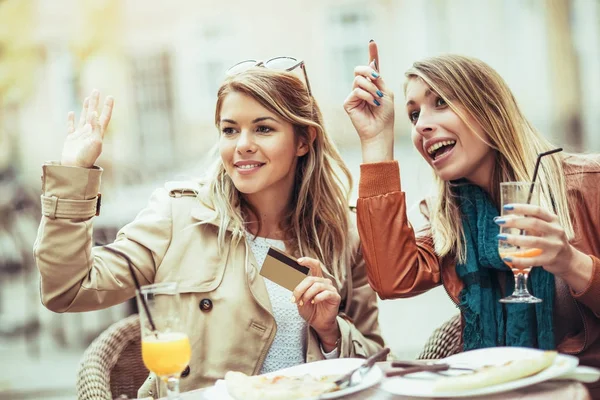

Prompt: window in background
xmin=197 ymin=26 xmax=229 ymax=107
xmin=130 ymin=51 xmax=175 ymax=169
xmin=328 ymin=6 xmax=373 ymax=100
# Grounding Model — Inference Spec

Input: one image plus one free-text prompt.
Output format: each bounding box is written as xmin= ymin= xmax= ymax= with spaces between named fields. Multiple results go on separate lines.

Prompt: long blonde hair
xmin=200 ymin=68 xmax=353 ymax=280
xmin=405 ymin=54 xmax=574 ymax=263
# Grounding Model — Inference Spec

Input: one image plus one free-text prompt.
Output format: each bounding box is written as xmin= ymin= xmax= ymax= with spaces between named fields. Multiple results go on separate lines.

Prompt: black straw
xmin=103 ymin=246 xmax=158 ymax=333
xmin=526 ymin=148 xmax=563 ymax=205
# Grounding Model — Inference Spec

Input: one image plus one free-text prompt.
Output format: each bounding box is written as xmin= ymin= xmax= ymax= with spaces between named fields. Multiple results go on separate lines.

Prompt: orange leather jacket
xmin=357 ymin=154 xmax=600 ymax=396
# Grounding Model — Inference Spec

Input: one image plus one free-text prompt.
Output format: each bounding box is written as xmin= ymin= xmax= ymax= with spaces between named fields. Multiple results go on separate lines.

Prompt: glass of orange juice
xmin=137 ymin=282 xmax=191 ymax=399
xmin=498 ymin=182 xmax=543 ymax=303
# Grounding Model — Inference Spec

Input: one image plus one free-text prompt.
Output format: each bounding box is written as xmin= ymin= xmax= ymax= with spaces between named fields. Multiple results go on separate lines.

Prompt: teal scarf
xmin=455 ymin=183 xmax=555 ymax=350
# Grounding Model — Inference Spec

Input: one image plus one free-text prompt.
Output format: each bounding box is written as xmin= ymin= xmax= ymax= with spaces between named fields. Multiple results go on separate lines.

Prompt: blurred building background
xmin=0 ymin=0 xmax=599 ymax=398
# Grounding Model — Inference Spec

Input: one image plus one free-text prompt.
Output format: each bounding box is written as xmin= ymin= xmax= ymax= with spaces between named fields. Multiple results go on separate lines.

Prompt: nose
xmin=414 ymin=110 xmax=436 ymax=138
xmin=235 ymin=130 xmax=256 ymax=154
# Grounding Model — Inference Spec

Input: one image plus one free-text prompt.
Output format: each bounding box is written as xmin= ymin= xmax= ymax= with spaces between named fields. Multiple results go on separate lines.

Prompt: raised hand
xmin=61 ymin=90 xmax=114 ymax=168
xmin=343 ymin=40 xmax=395 ymax=162
xmin=292 ymin=257 xmax=341 ymax=351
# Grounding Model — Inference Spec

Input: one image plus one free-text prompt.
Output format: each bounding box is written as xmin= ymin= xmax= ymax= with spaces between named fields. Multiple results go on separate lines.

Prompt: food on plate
xmin=224 ymin=370 xmax=341 ymax=400
xmin=433 ymin=350 xmax=557 ymax=392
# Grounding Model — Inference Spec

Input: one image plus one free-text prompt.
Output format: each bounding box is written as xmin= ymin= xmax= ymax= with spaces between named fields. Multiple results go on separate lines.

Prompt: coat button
xmin=181 ymin=365 xmax=191 ymax=378
xmin=199 ymin=299 xmax=213 ymax=312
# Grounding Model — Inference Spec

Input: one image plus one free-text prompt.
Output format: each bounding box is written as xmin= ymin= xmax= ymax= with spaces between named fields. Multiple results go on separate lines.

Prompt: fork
xmin=334 ymin=347 xmax=391 ymax=389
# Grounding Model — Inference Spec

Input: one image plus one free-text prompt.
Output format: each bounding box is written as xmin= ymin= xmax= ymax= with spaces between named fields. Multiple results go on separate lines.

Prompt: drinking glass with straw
xmin=498 ymin=148 xmax=563 ymax=303
xmin=104 ymin=247 xmax=191 ymax=399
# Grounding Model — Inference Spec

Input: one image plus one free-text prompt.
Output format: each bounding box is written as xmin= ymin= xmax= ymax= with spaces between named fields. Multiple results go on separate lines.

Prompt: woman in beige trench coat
xmin=34 ymin=62 xmax=384 ymax=397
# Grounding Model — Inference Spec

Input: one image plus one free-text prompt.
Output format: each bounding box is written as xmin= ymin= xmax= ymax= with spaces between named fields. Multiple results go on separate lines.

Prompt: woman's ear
xmin=296 ymin=127 xmax=316 ymax=157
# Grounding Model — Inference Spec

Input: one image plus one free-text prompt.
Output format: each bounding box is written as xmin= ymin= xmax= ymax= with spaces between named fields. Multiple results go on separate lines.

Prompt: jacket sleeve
xmin=566 ymin=165 xmax=600 ymax=317
xmin=571 ymin=255 xmax=600 ymax=317
xmin=356 ymin=161 xmax=445 ymax=299
xmin=34 ymin=163 xmax=173 ymax=313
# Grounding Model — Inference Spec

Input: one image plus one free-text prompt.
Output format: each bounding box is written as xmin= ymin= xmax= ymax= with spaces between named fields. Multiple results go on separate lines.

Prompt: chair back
xmin=417 ymin=313 xmax=462 ymax=360
xmin=76 ymin=314 xmax=149 ymax=400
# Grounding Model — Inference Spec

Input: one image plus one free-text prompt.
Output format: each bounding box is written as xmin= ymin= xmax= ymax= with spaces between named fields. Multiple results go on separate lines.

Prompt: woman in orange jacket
xmin=344 ymin=41 xmax=600 ymax=396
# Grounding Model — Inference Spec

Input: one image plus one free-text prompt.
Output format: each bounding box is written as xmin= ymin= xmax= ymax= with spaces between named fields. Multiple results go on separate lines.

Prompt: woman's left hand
xmin=496 ymin=204 xmax=585 ymax=277
xmin=292 ymin=257 xmax=341 ymax=348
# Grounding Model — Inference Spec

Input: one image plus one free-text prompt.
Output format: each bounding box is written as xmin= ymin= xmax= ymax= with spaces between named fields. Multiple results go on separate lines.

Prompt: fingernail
xmin=503 ymin=257 xmax=512 ymax=262
xmin=495 ymin=218 xmax=506 ymax=225
xmin=373 ymin=99 xmax=381 ymax=106
xmin=503 ymin=204 xmax=514 ymax=211
xmin=376 ymin=90 xmax=384 ymax=98
xmin=371 ymin=71 xmax=380 ymax=78
xmin=369 ymin=39 xmax=374 ymax=43
xmin=290 ymin=295 xmax=296 ymax=303
xmin=497 ymin=234 xmax=507 ymax=240
xmin=299 ymin=300 xmax=304 ymax=307
xmin=311 ymin=299 xmax=315 ymax=305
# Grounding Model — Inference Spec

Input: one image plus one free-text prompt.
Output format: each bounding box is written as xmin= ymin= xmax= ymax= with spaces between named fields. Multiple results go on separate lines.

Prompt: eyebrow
xmin=406 ymin=89 xmax=433 ymax=107
xmin=220 ymin=116 xmax=280 ymax=125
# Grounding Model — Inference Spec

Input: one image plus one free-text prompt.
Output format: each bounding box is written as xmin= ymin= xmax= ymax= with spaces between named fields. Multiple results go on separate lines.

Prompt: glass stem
xmin=514 ymin=270 xmax=530 ymax=296
xmin=165 ymin=376 xmax=181 ymax=400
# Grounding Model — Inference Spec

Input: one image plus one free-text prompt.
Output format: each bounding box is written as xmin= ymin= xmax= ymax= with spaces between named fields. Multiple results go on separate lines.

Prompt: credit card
xmin=259 ymin=247 xmax=310 ymax=291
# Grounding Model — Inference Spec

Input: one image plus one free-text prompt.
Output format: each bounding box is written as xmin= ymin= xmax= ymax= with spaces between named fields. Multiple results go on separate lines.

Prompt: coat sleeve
xmin=356 ymin=161 xmax=446 ymax=300
xmin=34 ymin=163 xmax=173 ymax=313
xmin=567 ymin=166 xmax=600 ymax=317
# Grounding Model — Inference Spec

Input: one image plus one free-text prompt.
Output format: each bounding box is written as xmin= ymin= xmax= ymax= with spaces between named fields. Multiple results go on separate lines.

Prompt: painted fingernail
xmin=371 ymin=71 xmax=380 ymax=78
xmin=497 ymin=234 xmax=507 ymax=240
xmin=503 ymin=204 xmax=514 ymax=210
xmin=299 ymin=300 xmax=304 ymax=307
xmin=290 ymin=295 xmax=296 ymax=303
xmin=369 ymin=39 xmax=374 ymax=43
xmin=495 ymin=218 xmax=506 ymax=225
xmin=373 ymin=99 xmax=381 ymax=106
xmin=376 ymin=90 xmax=384 ymax=98
xmin=503 ymin=257 xmax=512 ymax=262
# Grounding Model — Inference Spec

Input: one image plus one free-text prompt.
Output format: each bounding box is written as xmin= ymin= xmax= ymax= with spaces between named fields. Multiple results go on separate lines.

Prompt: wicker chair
xmin=417 ymin=313 xmax=463 ymax=360
xmin=76 ymin=314 xmax=149 ymax=400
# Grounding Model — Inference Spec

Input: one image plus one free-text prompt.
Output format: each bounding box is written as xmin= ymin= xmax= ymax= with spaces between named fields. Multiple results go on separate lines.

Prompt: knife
xmin=334 ymin=347 xmax=390 ymax=389
xmin=386 ymin=360 xmax=475 ymax=377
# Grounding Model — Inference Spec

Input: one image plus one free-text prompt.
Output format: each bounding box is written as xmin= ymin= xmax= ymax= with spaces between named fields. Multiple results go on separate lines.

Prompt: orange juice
xmin=499 ymin=248 xmax=543 ymax=269
xmin=142 ymin=332 xmax=191 ymax=377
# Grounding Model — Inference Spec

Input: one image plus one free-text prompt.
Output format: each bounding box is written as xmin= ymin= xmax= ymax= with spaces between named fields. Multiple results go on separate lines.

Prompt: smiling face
xmin=405 ymin=77 xmax=496 ymax=188
xmin=218 ymin=91 xmax=308 ymax=202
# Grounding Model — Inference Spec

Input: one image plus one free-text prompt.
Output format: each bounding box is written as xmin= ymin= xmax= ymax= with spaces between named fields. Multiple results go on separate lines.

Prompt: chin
xmin=433 ymin=166 xmax=465 ymax=182
xmin=232 ymin=184 xmax=259 ymax=195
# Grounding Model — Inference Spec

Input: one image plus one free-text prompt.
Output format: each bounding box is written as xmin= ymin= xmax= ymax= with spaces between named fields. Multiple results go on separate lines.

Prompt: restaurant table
xmin=159 ymin=362 xmax=591 ymax=400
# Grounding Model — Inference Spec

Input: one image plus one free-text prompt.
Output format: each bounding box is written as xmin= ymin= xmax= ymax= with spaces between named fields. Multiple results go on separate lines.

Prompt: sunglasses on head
xmin=226 ymin=56 xmax=312 ymax=96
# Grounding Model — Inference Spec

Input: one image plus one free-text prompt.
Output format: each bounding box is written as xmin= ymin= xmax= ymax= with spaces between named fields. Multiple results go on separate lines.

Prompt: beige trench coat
xmin=34 ymin=164 xmax=384 ymax=397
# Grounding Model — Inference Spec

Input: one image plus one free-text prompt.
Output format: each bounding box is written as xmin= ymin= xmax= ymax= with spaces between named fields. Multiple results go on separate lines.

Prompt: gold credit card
xmin=259 ymin=247 xmax=310 ymax=291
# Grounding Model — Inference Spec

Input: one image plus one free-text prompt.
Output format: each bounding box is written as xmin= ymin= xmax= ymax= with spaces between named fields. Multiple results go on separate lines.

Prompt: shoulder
xmin=563 ymin=154 xmax=600 ymax=177
xmin=162 ymin=180 xmax=222 ymax=226
xmin=562 ymin=154 xmax=600 ymax=195
xmin=144 ymin=180 xmax=202 ymax=211
xmin=164 ymin=180 xmax=202 ymax=198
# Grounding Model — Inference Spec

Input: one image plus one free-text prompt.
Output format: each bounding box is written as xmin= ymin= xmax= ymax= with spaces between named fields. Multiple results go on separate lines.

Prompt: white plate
xmin=204 ymin=358 xmax=383 ymax=400
xmin=381 ymin=347 xmax=579 ymax=398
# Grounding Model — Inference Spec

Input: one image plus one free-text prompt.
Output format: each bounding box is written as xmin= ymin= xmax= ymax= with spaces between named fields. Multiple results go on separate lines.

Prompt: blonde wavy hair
xmin=405 ymin=54 xmax=574 ymax=263
xmin=199 ymin=68 xmax=353 ymax=280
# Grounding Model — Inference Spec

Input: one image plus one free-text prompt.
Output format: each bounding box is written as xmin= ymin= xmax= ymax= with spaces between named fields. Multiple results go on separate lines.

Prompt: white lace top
xmin=246 ymin=235 xmax=338 ymax=375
